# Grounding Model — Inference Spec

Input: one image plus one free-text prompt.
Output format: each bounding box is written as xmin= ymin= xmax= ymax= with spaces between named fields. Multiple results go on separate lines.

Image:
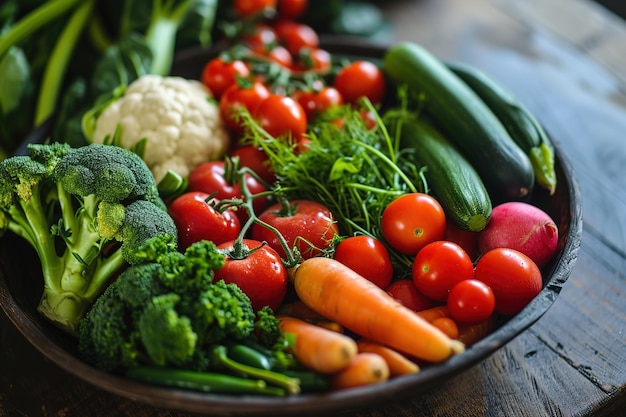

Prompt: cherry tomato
xmin=201 ymin=57 xmax=250 ymax=98
xmin=445 ymin=222 xmax=479 ymax=262
xmin=295 ymin=86 xmax=343 ymax=120
xmin=273 ymin=20 xmax=319 ymax=56
xmin=251 ymin=43 xmax=293 ymax=68
xmin=333 ymin=235 xmax=393 ymax=288
xmin=254 ymin=94 xmax=307 ymax=139
xmin=447 ymin=279 xmax=495 ymax=325
xmin=381 ymin=193 xmax=447 ymax=255
xmin=385 ymin=279 xmax=436 ymax=311
xmin=334 ymin=60 xmax=386 ymax=105
xmin=277 ymin=0 xmax=308 ymax=19
xmin=234 ymin=0 xmax=277 ymax=18
xmin=242 ymin=24 xmax=277 ymax=48
xmin=412 ymin=240 xmax=475 ymax=302
xmin=230 ymin=145 xmax=276 ymax=185
xmin=474 ymin=248 xmax=543 ymax=316
xmin=215 ymin=239 xmax=288 ymax=312
xmin=220 ymin=81 xmax=271 ymax=135
xmin=251 ymin=199 xmax=339 ymax=260
xmin=294 ymin=47 xmax=332 ymax=72
xmin=168 ymin=191 xmax=241 ymax=250
xmin=187 ymin=161 xmax=268 ymax=224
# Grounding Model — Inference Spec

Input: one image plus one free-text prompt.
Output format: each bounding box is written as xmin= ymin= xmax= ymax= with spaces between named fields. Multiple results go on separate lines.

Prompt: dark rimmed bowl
xmin=0 ymin=38 xmax=583 ymax=417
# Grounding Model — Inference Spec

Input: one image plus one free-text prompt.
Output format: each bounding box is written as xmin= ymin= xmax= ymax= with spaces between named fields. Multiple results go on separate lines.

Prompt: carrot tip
xmin=451 ymin=340 xmax=466 ymax=355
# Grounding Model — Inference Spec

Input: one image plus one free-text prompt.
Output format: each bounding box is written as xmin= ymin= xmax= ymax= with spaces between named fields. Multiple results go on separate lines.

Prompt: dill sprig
xmin=243 ymin=101 xmax=428 ymax=276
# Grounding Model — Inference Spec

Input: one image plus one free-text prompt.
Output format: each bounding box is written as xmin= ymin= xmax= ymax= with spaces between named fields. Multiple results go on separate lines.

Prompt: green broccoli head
xmin=138 ymin=293 xmax=198 ymax=367
xmin=0 ymin=142 xmax=180 ymax=334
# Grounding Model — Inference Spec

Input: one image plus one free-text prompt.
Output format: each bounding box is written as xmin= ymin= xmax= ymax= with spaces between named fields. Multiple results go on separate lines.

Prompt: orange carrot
xmin=415 ymin=305 xmax=451 ymax=323
xmin=278 ymin=300 xmax=345 ymax=333
xmin=278 ymin=315 xmax=357 ymax=373
xmin=356 ymin=339 xmax=420 ymax=376
xmin=330 ymin=352 xmax=390 ymax=390
xmin=457 ymin=316 xmax=497 ymax=346
xmin=431 ymin=317 xmax=459 ymax=339
xmin=293 ymin=257 xmax=465 ymax=362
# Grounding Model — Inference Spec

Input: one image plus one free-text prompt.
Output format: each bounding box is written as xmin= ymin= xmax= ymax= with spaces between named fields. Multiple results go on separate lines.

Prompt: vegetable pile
xmin=0 ymin=0 xmax=564 ymax=398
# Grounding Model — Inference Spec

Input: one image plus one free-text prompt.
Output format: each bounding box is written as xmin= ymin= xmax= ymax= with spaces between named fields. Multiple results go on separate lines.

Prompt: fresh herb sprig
xmin=243 ymin=100 xmax=428 ymax=276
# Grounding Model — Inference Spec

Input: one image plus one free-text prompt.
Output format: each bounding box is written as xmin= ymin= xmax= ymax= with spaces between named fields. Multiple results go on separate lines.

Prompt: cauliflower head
xmin=92 ymin=75 xmax=230 ymax=182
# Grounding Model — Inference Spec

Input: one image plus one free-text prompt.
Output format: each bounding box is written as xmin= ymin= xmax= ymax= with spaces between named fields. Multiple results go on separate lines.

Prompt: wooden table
xmin=2 ymin=0 xmax=625 ymax=416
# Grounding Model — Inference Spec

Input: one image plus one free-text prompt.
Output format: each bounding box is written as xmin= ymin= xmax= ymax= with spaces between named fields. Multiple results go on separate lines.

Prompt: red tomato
xmin=334 ymin=60 xmax=386 ymax=105
xmin=251 ymin=200 xmax=339 ymax=260
xmin=381 ymin=193 xmax=447 ymax=255
xmin=333 ymin=235 xmax=393 ymax=288
xmin=277 ymin=0 xmax=308 ymax=19
xmin=201 ymin=57 xmax=250 ymax=98
xmin=444 ymin=222 xmax=479 ymax=261
xmin=447 ymin=279 xmax=495 ymax=325
xmin=234 ymin=0 xmax=277 ymax=18
xmin=412 ymin=240 xmax=475 ymax=302
xmin=474 ymin=248 xmax=543 ymax=316
xmin=294 ymin=47 xmax=332 ymax=72
xmin=242 ymin=24 xmax=277 ymax=48
xmin=251 ymin=43 xmax=293 ymax=68
xmin=385 ymin=279 xmax=436 ymax=311
xmin=215 ymin=239 xmax=287 ymax=312
xmin=220 ymin=81 xmax=271 ymax=135
xmin=230 ymin=145 xmax=276 ymax=185
xmin=254 ymin=94 xmax=307 ymax=139
xmin=273 ymin=20 xmax=319 ymax=56
xmin=295 ymin=86 xmax=343 ymax=120
xmin=187 ymin=161 xmax=268 ymax=224
xmin=168 ymin=192 xmax=241 ymax=250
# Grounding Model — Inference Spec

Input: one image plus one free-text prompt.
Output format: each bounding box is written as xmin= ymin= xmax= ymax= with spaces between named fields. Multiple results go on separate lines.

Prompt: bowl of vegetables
xmin=0 ymin=27 xmax=582 ymax=417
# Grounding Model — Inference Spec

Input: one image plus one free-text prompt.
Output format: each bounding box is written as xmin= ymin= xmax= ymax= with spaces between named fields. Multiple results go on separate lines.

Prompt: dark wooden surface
xmin=2 ymin=0 xmax=626 ymax=416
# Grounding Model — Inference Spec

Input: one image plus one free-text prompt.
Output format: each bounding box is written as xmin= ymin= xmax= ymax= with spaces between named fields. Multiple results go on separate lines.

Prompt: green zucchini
xmin=448 ymin=62 xmax=557 ymax=195
xmin=396 ymin=116 xmax=492 ymax=232
xmin=383 ymin=41 xmax=535 ymax=202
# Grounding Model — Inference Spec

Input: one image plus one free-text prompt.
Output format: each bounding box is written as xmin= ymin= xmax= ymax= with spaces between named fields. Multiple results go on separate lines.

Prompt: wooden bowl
xmin=0 ymin=38 xmax=583 ymax=416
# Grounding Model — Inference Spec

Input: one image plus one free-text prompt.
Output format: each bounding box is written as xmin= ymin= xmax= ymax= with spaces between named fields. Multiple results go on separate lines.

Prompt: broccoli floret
xmin=78 ymin=238 xmax=257 ymax=372
xmin=0 ymin=143 xmax=177 ymax=334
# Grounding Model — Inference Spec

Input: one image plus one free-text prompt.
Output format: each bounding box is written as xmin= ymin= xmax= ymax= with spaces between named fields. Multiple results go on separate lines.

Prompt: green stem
xmin=0 ymin=0 xmax=84 ymax=57
xmin=35 ymin=0 xmax=96 ymax=126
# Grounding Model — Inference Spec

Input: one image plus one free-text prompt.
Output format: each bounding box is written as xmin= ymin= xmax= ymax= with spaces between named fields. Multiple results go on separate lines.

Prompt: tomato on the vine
xmin=334 ymin=60 xmax=386 ymax=105
xmin=295 ymin=86 xmax=343 ymax=120
xmin=234 ymin=0 xmax=277 ymax=18
xmin=333 ymin=235 xmax=393 ymax=289
xmin=273 ymin=20 xmax=319 ymax=56
xmin=167 ymin=191 xmax=241 ymax=250
xmin=242 ymin=24 xmax=277 ymax=48
xmin=251 ymin=43 xmax=293 ymax=68
xmin=294 ymin=47 xmax=332 ymax=72
xmin=230 ymin=145 xmax=276 ymax=185
xmin=474 ymin=247 xmax=543 ymax=315
xmin=220 ymin=80 xmax=271 ymax=135
xmin=187 ymin=161 xmax=268 ymax=224
xmin=254 ymin=94 xmax=307 ymax=139
xmin=385 ymin=279 xmax=436 ymax=312
xmin=214 ymin=239 xmax=288 ymax=312
xmin=201 ymin=57 xmax=250 ymax=98
xmin=412 ymin=240 xmax=475 ymax=302
xmin=251 ymin=199 xmax=339 ymax=260
xmin=447 ymin=279 xmax=495 ymax=325
xmin=381 ymin=193 xmax=446 ymax=255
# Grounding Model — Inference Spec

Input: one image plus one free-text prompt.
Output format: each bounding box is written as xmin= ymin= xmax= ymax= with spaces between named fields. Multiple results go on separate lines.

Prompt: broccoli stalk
xmin=0 ymin=142 xmax=177 ymax=334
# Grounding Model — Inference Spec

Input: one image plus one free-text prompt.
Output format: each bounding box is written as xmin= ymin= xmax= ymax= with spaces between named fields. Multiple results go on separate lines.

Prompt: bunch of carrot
xmin=277 ymin=257 xmax=484 ymax=391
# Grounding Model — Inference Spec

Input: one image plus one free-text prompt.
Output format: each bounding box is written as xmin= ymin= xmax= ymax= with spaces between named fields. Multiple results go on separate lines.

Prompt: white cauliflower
xmin=91 ymin=75 xmax=230 ymax=182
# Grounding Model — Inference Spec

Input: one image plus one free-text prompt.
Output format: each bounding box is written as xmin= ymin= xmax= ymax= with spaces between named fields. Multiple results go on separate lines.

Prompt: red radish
xmin=477 ymin=202 xmax=558 ymax=268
